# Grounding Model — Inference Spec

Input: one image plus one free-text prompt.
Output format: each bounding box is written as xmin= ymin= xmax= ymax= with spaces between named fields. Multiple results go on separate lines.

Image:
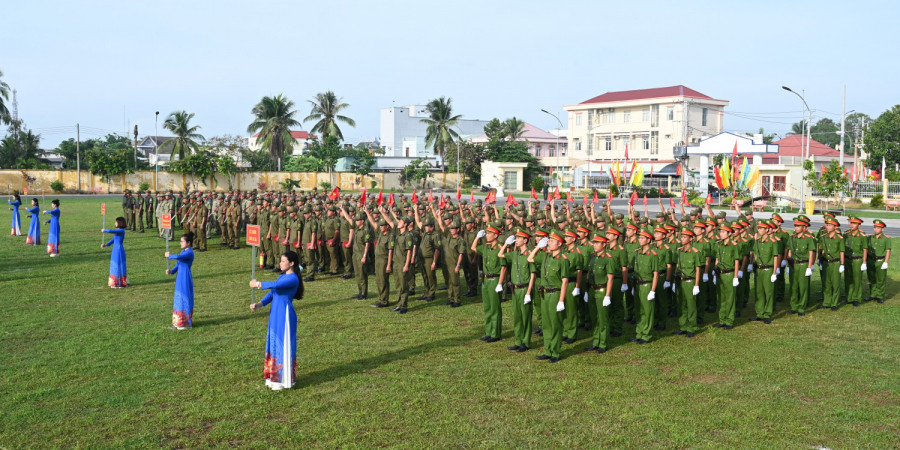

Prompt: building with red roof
xmin=247 ymin=131 xmax=317 ymax=156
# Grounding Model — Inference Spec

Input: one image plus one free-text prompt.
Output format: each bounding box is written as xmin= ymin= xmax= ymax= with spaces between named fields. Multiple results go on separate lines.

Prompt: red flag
xmin=732 ymin=141 xmax=738 ymax=160
xmin=714 ymin=167 xmax=723 ymax=189
xmin=843 ymin=167 xmax=848 ymax=178
xmin=328 ymin=187 xmax=339 ymax=200
xmin=607 ymin=190 xmax=613 ymax=203
xmin=608 ymin=166 xmax=618 ymax=185
xmin=566 ymin=191 xmax=574 ymax=203
xmin=438 ymin=193 xmax=446 ymax=208
xmin=411 ymin=190 xmax=419 ymax=204
xmin=705 ymin=193 xmax=713 ymax=205
xmin=361 ymin=187 xmax=366 ymax=200
xmin=658 ymin=187 xmax=664 ymax=195
xmin=470 ymin=191 xmax=474 ymax=202
xmin=630 ymin=161 xmax=637 ymax=178
xmin=676 ymin=164 xmax=682 ymax=176
xmin=624 ymin=144 xmax=629 ymax=161
xmin=428 ymin=189 xmax=434 ymax=204
xmin=592 ymin=190 xmax=598 ymax=204
xmin=506 ymin=193 xmax=518 ymax=207
xmin=629 ymin=191 xmax=637 ymax=206
xmin=388 ymin=192 xmax=395 ymax=207
xmin=553 ymin=186 xmax=561 ymax=200
xmin=456 ymin=187 xmax=461 ymax=200
xmin=681 ymin=188 xmax=687 ymax=204
xmin=531 ymin=187 xmax=538 ymax=200
xmin=642 ymin=194 xmax=648 ymax=205
xmin=549 ymin=166 xmax=553 ymax=175
xmin=547 ymin=192 xmax=553 ymax=203
xmin=820 ymin=163 xmax=826 ymax=173
xmin=376 ymin=189 xmax=384 ymax=205
xmin=583 ymin=192 xmax=588 ymax=204
xmin=650 ymin=165 xmax=654 ymax=176
xmin=732 ymin=190 xmax=738 ymax=199
xmin=670 ymin=197 xmax=676 ymax=208
xmin=486 ymin=190 xmax=497 ymax=204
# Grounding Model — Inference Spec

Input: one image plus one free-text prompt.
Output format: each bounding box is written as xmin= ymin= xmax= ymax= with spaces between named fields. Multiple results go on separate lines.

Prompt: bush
xmin=609 ymin=184 xmax=619 ymax=197
xmin=870 ymin=194 xmax=884 ymax=208
xmin=257 ymin=182 xmax=266 ymax=191
xmin=280 ymin=179 xmax=300 ymax=192
xmin=530 ymin=177 xmax=545 ymax=191
xmin=50 ymin=180 xmax=64 ymax=193
xmin=138 ymin=181 xmax=151 ymax=192
xmin=320 ymin=181 xmax=332 ymax=191
xmin=370 ymin=180 xmax=378 ymax=190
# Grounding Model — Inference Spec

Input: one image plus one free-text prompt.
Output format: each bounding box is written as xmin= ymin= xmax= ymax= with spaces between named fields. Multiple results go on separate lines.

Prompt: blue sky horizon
xmin=3 ymin=0 xmax=897 ymax=148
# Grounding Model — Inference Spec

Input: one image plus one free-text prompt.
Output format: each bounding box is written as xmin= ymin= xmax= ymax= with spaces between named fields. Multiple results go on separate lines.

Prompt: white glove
xmin=839 ymin=265 xmax=844 ymax=273
xmin=747 ymin=264 xmax=754 ymax=273
xmin=663 ymin=281 xmax=671 ymax=289
xmin=770 ymin=274 xmax=777 ymax=283
xmin=647 ymin=291 xmax=655 ymax=301
xmin=786 ymin=267 xmax=790 ymax=277
xmin=860 ymin=263 xmax=867 ymax=271
xmin=504 ymin=235 xmax=515 ymax=246
xmin=524 ymin=294 xmax=531 ymax=304
xmin=602 ymin=296 xmax=611 ymax=307
xmin=494 ymin=283 xmax=503 ymax=293
xmin=572 ymin=287 xmax=581 ymax=296
xmin=671 ymin=283 xmax=676 ymax=293
xmin=882 ymin=262 xmax=889 ymax=270
xmin=556 ymin=301 xmax=565 ymax=312
xmin=583 ymin=292 xmax=589 ymax=303
xmin=775 ymin=268 xmax=780 ymax=276
xmin=621 ymin=284 xmax=628 ymax=292
xmin=536 ymin=237 xmax=548 ymax=249
xmin=738 ymin=270 xmax=744 ymax=279
xmin=476 ymin=230 xmax=486 ymax=239
xmin=692 ymin=285 xmax=700 ymax=296
xmin=805 ymin=267 xmax=813 ymax=277
xmin=732 ymin=278 xmax=739 ymax=287
xmin=817 ymin=262 xmax=822 ymax=271
xmin=631 ymin=287 xmax=634 ymax=295
xmin=713 ymin=275 xmax=717 ymax=285
xmin=702 ymin=273 xmax=709 ymax=282
xmin=780 ymin=259 xmax=787 ymax=268
xmin=297 ymin=264 xmax=304 ymax=273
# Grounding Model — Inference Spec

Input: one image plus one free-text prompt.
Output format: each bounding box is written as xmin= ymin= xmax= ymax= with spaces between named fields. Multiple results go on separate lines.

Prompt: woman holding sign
xmin=25 ymin=198 xmax=41 ymax=245
xmin=166 ymin=232 xmax=195 ymax=330
xmin=249 ymin=250 xmax=304 ymax=391
xmin=101 ymin=217 xmax=129 ymax=288
xmin=8 ymin=194 xmax=22 ymax=236
xmin=44 ymin=199 xmax=61 ymax=256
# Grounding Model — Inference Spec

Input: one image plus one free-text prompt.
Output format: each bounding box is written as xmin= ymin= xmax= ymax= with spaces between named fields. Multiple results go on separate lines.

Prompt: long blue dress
xmin=8 ymin=200 xmax=21 ymax=236
xmin=44 ymin=207 xmax=60 ymax=255
xmin=102 ymin=228 xmax=128 ymax=287
xmin=25 ymin=206 xmax=40 ymax=245
xmin=168 ymin=248 xmax=195 ymax=328
xmin=259 ymin=273 xmax=299 ymax=389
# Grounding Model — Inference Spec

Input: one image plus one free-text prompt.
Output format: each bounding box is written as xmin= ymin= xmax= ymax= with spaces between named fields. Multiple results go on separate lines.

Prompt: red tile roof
xmin=770 ymin=135 xmax=839 ymax=157
xmin=252 ymin=131 xmax=314 ymax=139
xmin=580 ymin=85 xmax=724 ymax=104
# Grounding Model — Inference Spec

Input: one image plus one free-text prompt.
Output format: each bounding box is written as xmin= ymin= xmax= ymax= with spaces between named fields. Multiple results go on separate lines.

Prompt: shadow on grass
xmin=198 ymin=313 xmax=256 ymax=328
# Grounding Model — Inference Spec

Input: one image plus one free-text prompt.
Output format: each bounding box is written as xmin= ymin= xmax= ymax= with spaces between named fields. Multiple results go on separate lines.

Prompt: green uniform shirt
xmin=420 ymin=231 xmax=440 ymax=258
xmin=787 ymin=231 xmax=817 ymax=262
xmin=443 ymin=233 xmax=466 ymax=268
xmin=390 ymin=230 xmax=413 ymax=265
xmin=753 ymin=237 xmax=783 ymax=267
xmin=819 ymin=232 xmax=845 ymax=260
xmin=633 ymin=247 xmax=662 ymax=283
xmin=374 ymin=229 xmax=392 ymax=259
xmin=301 ymin=216 xmax=317 ymax=244
xmin=586 ymin=251 xmax=614 ymax=289
xmin=477 ymin=242 xmax=504 ymax=276
xmin=716 ymin=241 xmax=740 ymax=270
xmin=504 ymin=248 xmax=535 ymax=285
xmin=539 ymin=252 xmax=571 ymax=289
xmin=353 ymin=224 xmax=373 ymax=255
xmin=676 ymin=245 xmax=702 ymax=278
xmin=868 ymin=233 xmax=892 ymax=258
xmin=844 ymin=229 xmax=867 ymax=260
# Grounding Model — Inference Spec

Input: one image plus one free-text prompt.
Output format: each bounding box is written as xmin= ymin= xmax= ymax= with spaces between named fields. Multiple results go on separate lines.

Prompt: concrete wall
xmin=0 ymin=170 xmax=461 ymax=194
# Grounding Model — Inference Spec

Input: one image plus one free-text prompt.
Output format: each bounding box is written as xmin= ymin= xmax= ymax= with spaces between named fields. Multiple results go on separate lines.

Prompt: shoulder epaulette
xmin=561 ymin=254 xmax=568 ymax=260
xmin=650 ymin=250 xmax=657 ymax=256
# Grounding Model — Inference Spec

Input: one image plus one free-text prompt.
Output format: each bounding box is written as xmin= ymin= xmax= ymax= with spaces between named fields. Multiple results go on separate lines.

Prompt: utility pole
xmin=839 ymin=85 xmax=846 ymax=167
xmin=133 ymin=125 xmax=139 ymax=168
xmin=76 ymin=123 xmax=81 ymax=193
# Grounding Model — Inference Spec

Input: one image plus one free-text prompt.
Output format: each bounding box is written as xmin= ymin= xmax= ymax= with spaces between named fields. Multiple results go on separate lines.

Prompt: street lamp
xmin=452 ymin=126 xmax=462 ymax=190
xmin=782 ymin=86 xmax=810 ymax=206
xmin=154 ymin=111 xmax=159 ymax=191
xmin=541 ymin=109 xmax=563 ymax=187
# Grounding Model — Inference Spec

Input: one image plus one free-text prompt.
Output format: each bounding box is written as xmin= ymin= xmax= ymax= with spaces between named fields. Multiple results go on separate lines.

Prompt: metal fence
xmin=542 ymin=175 xmax=688 ymax=196
xmin=809 ymin=181 xmax=900 ymax=199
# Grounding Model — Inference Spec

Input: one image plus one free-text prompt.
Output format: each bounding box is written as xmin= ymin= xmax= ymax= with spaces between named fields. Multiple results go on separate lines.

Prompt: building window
xmin=574 ymin=138 xmax=581 ymax=151
xmin=587 ymin=110 xmax=594 ymax=128
xmin=702 ymin=108 xmax=708 ymax=126
xmin=606 ymin=108 xmax=615 ymax=124
xmin=503 ymin=171 xmax=517 ymax=191
xmin=605 ymin=137 xmax=612 ymax=151
xmin=666 ymin=106 xmax=674 ymax=121
xmin=549 ymin=145 xmax=555 ymax=157
xmin=575 ymin=113 xmax=583 ymax=126
xmin=773 ymin=176 xmax=786 ymax=192
xmin=535 ymin=145 xmax=542 ymax=157
xmin=642 ymin=108 xmax=650 ymax=122
xmin=623 ymin=110 xmax=630 ymax=123
xmin=650 ymin=131 xmax=659 ymax=154
xmin=642 ymin=136 xmax=649 ymax=150
xmin=560 ymin=143 xmax=567 ymax=156
xmin=587 ymin=138 xmax=593 ymax=156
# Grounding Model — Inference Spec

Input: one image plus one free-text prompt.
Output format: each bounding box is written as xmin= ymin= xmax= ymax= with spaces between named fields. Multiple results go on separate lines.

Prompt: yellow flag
xmin=631 ymin=166 xmax=644 ymax=186
xmin=746 ymin=167 xmax=761 ymax=189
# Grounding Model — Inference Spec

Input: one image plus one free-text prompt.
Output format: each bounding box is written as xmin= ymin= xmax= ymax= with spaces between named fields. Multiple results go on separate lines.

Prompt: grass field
xmin=1 ymin=198 xmax=898 ymax=448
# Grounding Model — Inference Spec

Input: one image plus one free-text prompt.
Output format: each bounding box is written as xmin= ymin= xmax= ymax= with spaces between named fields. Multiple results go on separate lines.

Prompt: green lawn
xmin=1 ymin=198 xmax=898 ymax=447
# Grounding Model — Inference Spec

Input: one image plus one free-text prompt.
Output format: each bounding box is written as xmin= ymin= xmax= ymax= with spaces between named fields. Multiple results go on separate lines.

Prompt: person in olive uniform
xmin=585 ymin=235 xmax=615 ymax=352
xmin=416 ymin=217 xmax=441 ymax=301
xmin=631 ymin=229 xmax=661 ymax=344
xmin=674 ymin=229 xmax=702 ymax=336
xmin=819 ymin=218 xmax=845 ymax=310
xmin=368 ymin=214 xmax=393 ymax=308
xmin=750 ymin=220 xmax=782 ymax=324
xmin=134 ymin=191 xmax=145 ymax=233
xmin=786 ymin=216 xmax=817 ymax=316
xmin=713 ymin=223 xmax=741 ymax=329
xmin=441 ymin=219 xmax=466 ymax=308
xmin=349 ymin=212 xmax=373 ymax=299
xmin=324 ymin=206 xmax=341 ymax=275
xmin=866 ymin=219 xmax=891 ymax=303
xmin=498 ymin=228 xmax=536 ymax=352
xmin=389 ymin=216 xmax=414 ymax=313
xmin=300 ymin=207 xmax=318 ymax=281
xmin=843 ymin=216 xmax=868 ymax=307
xmin=340 ymin=206 xmax=354 ymax=279
xmin=604 ymin=227 xmax=629 ymax=337
xmin=473 ymin=224 xmax=507 ymax=342
xmin=527 ymin=232 xmax=567 ymax=362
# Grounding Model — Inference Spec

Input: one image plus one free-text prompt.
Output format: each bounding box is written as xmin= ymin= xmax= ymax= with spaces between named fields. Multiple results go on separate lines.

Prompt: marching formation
xmin=8 ymin=194 xmax=61 ymax=256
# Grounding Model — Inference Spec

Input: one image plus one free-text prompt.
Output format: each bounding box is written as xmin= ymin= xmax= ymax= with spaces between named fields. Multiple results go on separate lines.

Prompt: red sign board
xmin=101 ymin=203 xmax=106 ymax=215
xmin=161 ymin=214 xmax=172 ymax=230
xmin=246 ymin=225 xmax=260 ymax=247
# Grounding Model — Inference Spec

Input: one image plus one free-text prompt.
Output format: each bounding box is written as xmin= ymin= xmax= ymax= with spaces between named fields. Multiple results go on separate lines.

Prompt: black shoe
xmin=685 ymin=332 xmax=695 ymax=338
xmin=351 ymin=295 xmax=361 ymax=300
xmin=390 ymin=306 xmax=401 ymax=312
xmin=831 ymin=306 xmax=839 ymax=311
xmin=508 ymin=345 xmax=521 ymax=351
xmin=654 ymin=324 xmax=666 ymax=331
xmin=535 ymin=330 xmax=543 ymax=336
xmin=673 ymin=330 xmax=685 ymax=335
xmin=478 ymin=336 xmax=489 ymax=341
xmin=536 ymin=355 xmax=550 ymax=360
xmin=138 ymin=230 xmax=144 ymax=233
xmin=749 ymin=316 xmax=760 ymax=322
xmin=724 ymin=325 xmax=734 ymax=330
xmin=464 ymin=291 xmax=476 ymax=297
xmin=629 ymin=337 xmax=639 ymax=342
xmin=450 ymin=302 xmax=461 ymax=308
xmin=585 ymin=345 xmax=598 ymax=351
xmin=516 ymin=346 xmax=528 ymax=353
xmin=442 ymin=300 xmax=452 ymax=305
xmin=563 ymin=338 xmax=575 ymax=344
xmin=485 ymin=337 xmax=500 ymax=343
xmin=398 ymin=308 xmax=408 ymax=314
xmin=636 ymin=339 xmax=648 ymax=345
xmin=417 ymin=295 xmax=428 ymax=300
xmin=852 ymin=301 xmax=860 ymax=307
xmin=610 ymin=331 xmax=622 ymax=337
xmin=735 ymin=310 xmax=742 ymax=317
xmin=797 ymin=312 xmax=806 ymax=317
xmin=549 ymin=357 xmax=560 ymax=363
xmin=596 ymin=347 xmax=607 ymax=354
xmin=713 ymin=323 xmax=724 ymax=328
xmin=371 ymin=303 xmax=388 ymax=308
xmin=788 ymin=310 xmax=797 ymax=315
xmin=303 ymin=276 xmax=315 ymax=282
xmin=697 ymin=317 xmax=705 ymax=325
xmin=876 ymin=298 xmax=885 ymax=304
xmin=424 ymin=296 xmax=434 ymax=302
xmin=271 ymin=268 xmax=281 ymax=273
xmin=533 ymin=328 xmax=543 ymax=335
xmin=763 ymin=319 xmax=772 ymax=324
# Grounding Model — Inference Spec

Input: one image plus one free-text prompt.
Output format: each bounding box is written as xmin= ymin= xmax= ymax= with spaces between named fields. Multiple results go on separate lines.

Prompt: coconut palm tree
xmin=505 ymin=117 xmax=526 ymax=141
xmin=420 ymin=96 xmax=461 ymax=171
xmin=162 ymin=110 xmax=204 ymax=160
xmin=304 ymin=91 xmax=355 ymax=142
xmin=248 ymin=94 xmax=301 ymax=171
xmin=0 ymin=69 xmax=11 ymax=125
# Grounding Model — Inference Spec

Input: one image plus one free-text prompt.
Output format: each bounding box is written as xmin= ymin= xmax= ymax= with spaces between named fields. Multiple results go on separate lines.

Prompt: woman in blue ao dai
xmin=166 ymin=232 xmax=195 ymax=330
xmin=25 ymin=198 xmax=40 ymax=245
xmin=44 ymin=199 xmax=61 ymax=256
xmin=8 ymin=193 xmax=22 ymax=236
xmin=101 ymin=217 xmax=129 ymax=288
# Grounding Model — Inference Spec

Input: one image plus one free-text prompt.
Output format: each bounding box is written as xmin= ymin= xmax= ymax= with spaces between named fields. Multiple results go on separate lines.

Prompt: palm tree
xmin=248 ymin=94 xmax=301 ymax=171
xmin=162 ymin=110 xmax=204 ymax=160
xmin=421 ymin=96 xmax=461 ymax=171
xmin=304 ymin=91 xmax=355 ymax=142
xmin=0 ymin=69 xmax=11 ymax=125
xmin=504 ymin=117 xmax=526 ymax=141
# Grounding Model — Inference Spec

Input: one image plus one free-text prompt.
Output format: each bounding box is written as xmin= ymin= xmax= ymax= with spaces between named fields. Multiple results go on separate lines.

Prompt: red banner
xmin=246 ymin=224 xmax=260 ymax=246
xmin=101 ymin=203 xmax=106 ymax=215
xmin=161 ymin=214 xmax=172 ymax=230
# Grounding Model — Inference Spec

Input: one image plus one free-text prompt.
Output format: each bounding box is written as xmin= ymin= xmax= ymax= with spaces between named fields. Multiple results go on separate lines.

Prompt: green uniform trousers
xmin=420 ymin=259 xmax=437 ymax=298
xmin=625 ymin=275 xmax=636 ymax=320
xmin=511 ymin=287 xmax=533 ymax=348
xmin=609 ymin=278 xmax=625 ymax=335
xmin=533 ymin=282 xmax=543 ymax=330
xmin=303 ymin=246 xmax=318 ymax=280
xmin=774 ymin=264 xmax=787 ymax=301
xmin=677 ymin=280 xmax=698 ymax=333
xmin=541 ymin=289 xmax=564 ymax=358
xmin=445 ymin=265 xmax=460 ymax=305
xmin=327 ymin=244 xmax=340 ymax=273
xmin=375 ymin=258 xmax=390 ymax=305
xmin=705 ymin=274 xmax=717 ymax=312
xmin=866 ymin=259 xmax=887 ymax=300
xmin=393 ymin=262 xmax=411 ymax=308
xmin=354 ymin=255 xmax=369 ymax=297
xmin=754 ymin=268 xmax=775 ymax=319
xmin=635 ymin=283 xmax=655 ymax=341
xmin=343 ymin=246 xmax=353 ymax=275
xmin=654 ymin=280 xmax=671 ymax=328
xmin=481 ymin=278 xmax=502 ymax=339
xmin=822 ymin=263 xmax=842 ymax=307
xmin=589 ymin=288 xmax=610 ymax=349
xmin=136 ymin=211 xmax=144 ymax=232
xmin=789 ymin=264 xmax=811 ymax=313
xmin=562 ymin=284 xmax=579 ymax=340
xmin=717 ymin=272 xmax=736 ymax=326
xmin=845 ymin=258 xmax=864 ymax=303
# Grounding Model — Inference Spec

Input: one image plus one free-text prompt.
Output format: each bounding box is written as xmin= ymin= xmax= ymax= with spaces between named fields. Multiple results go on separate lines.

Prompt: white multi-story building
xmin=379 ymin=105 xmax=490 ymax=161
xmin=563 ymin=85 xmax=729 ymax=184
xmin=247 ymin=131 xmax=315 ymax=156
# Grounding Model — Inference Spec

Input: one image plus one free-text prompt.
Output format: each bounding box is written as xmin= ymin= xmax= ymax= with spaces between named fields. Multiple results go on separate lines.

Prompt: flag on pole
xmin=428 ymin=189 xmax=434 ymax=204
xmin=506 ymin=193 xmax=518 ymax=207
xmin=607 ymin=190 xmax=613 ymax=203
xmin=470 ymin=191 xmax=474 ymax=202
xmin=438 ymin=193 xmax=446 ymax=208
xmin=676 ymin=164 xmax=682 ymax=176
xmin=531 ymin=187 xmax=538 ymax=199
xmin=328 ymin=187 xmax=340 ymax=200
xmin=485 ymin=190 xmax=496 ymax=204
xmin=388 ymin=192 xmax=395 ymax=207
xmin=566 ymin=191 xmax=574 ymax=203
xmin=747 ymin=167 xmax=760 ymax=189
xmin=361 ymin=187 xmax=366 ymax=201
xmin=650 ymin=165 xmax=654 ymax=177
xmin=629 ymin=191 xmax=637 ymax=206
xmin=669 ymin=197 xmax=675 ymax=208
xmin=714 ymin=167 xmax=724 ymax=189
xmin=376 ymin=189 xmax=384 ymax=205
xmin=681 ymin=188 xmax=687 ymax=204
xmin=553 ymin=186 xmax=561 ymax=200
xmin=630 ymin=161 xmax=637 ymax=182
xmin=642 ymin=193 xmax=648 ymax=205
xmin=592 ymin=190 xmax=598 ymax=203
xmin=411 ymin=190 xmax=419 ymax=204
xmin=583 ymin=192 xmax=588 ymax=204
xmin=658 ymin=187 xmax=664 ymax=195
xmin=624 ymin=144 xmax=629 ymax=161
xmin=705 ymin=193 xmax=713 ymax=204
xmin=456 ymin=187 xmax=461 ymax=200
xmin=631 ymin=166 xmax=645 ymax=186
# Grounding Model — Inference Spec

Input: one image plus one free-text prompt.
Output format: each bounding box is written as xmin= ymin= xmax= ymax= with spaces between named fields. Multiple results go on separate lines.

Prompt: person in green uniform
xmin=462 ymin=217 xmax=480 ymax=297
xmin=193 ymin=197 xmax=208 ymax=251
xmin=585 ymin=234 xmax=614 ymax=352
xmin=623 ymin=223 xmax=640 ymax=323
xmin=340 ymin=206 xmax=354 ymax=279
xmin=631 ymin=228 xmax=660 ymax=344
xmin=473 ymin=224 xmax=506 ymax=342
xmin=528 ymin=232 xmax=567 ymax=362
xmin=531 ymin=229 xmax=549 ymax=335
xmin=575 ymin=225 xmax=595 ymax=331
xmin=819 ymin=218 xmax=846 ymax=311
xmin=786 ymin=216 xmax=817 ymax=316
xmin=713 ymin=223 xmax=741 ymax=329
xmin=691 ymin=220 xmax=712 ymax=319
xmin=300 ymin=207 xmax=318 ymax=281
xmin=866 ymin=219 xmax=891 ymax=303
xmin=369 ymin=215 xmax=393 ymax=308
xmin=674 ymin=228 xmax=702 ymax=337
xmin=561 ymin=229 xmax=584 ymax=344
xmin=652 ymin=225 xmax=674 ymax=330
xmin=229 ymin=198 xmax=242 ymax=249
xmin=733 ymin=221 xmax=751 ymax=313
xmin=134 ymin=191 xmax=146 ymax=233
xmin=324 ymin=206 xmax=341 ymax=275
xmin=389 ymin=216 xmax=414 ymax=314
xmin=498 ymin=228 xmax=536 ymax=352
xmin=750 ymin=220 xmax=782 ymax=324
xmin=416 ymin=217 xmax=441 ymax=301
xmin=703 ymin=217 xmax=719 ymax=313
xmin=349 ymin=212 xmax=372 ymax=300
xmin=441 ymin=219 xmax=466 ymax=308
xmin=843 ymin=216 xmax=868 ymax=307
xmin=771 ymin=214 xmax=790 ymax=302
xmin=604 ymin=227 xmax=629 ymax=337
xmin=257 ymin=200 xmax=271 ymax=267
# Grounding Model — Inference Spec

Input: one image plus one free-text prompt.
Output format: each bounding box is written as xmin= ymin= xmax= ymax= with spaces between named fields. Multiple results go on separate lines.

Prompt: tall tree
xmin=162 ymin=111 xmax=204 ymax=161
xmin=247 ymin=94 xmax=301 ymax=171
xmin=421 ymin=96 xmax=461 ymax=170
xmin=304 ymin=91 xmax=355 ymax=142
xmin=504 ymin=117 xmax=526 ymax=141
xmin=810 ymin=118 xmax=840 ymax=149
xmin=0 ymin=69 xmax=10 ymax=125
xmin=863 ymin=105 xmax=900 ymax=171
xmin=788 ymin=120 xmax=808 ymax=136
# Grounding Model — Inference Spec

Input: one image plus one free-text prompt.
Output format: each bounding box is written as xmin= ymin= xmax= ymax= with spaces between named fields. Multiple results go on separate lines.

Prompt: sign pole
xmin=245 ymin=224 xmax=261 ymax=303
xmin=251 ymin=245 xmax=257 ymax=303
xmin=101 ymin=203 xmax=106 ymax=245
xmin=161 ymin=214 xmax=172 ymax=271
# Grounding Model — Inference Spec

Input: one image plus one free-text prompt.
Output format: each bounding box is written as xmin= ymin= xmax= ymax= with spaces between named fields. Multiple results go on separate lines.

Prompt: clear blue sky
xmin=3 ymin=0 xmax=897 ymax=147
